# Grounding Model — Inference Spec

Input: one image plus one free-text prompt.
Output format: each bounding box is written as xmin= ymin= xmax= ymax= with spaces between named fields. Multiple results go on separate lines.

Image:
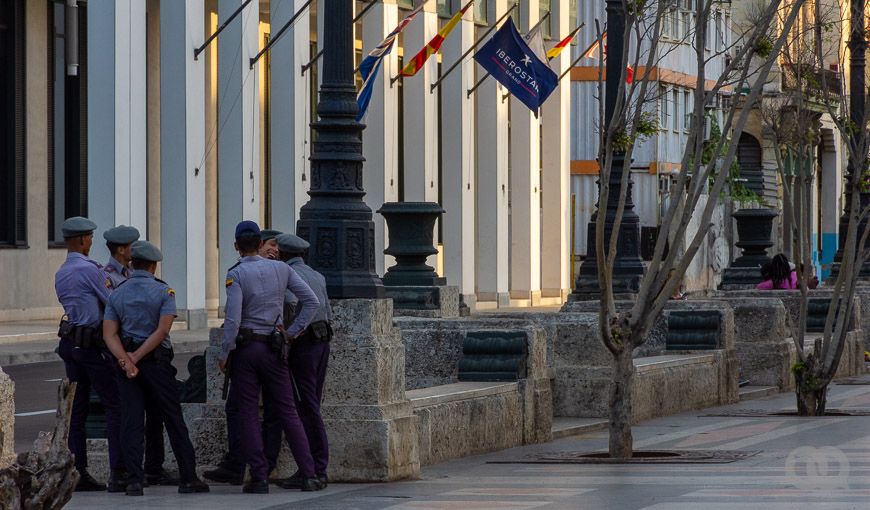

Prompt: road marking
xmin=44 ymin=378 xmax=62 ymax=382
xmin=15 ymin=409 xmax=56 ymax=417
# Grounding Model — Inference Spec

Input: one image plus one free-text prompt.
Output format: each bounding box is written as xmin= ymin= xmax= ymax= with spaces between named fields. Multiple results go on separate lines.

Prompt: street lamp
xmin=570 ymin=0 xmax=645 ymax=300
xmin=296 ymin=0 xmax=385 ymax=298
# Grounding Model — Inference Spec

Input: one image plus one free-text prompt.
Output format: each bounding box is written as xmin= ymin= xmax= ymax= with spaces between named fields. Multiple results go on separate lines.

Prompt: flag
xmin=579 ymin=31 xmax=633 ymax=84
xmin=546 ymin=25 xmax=582 ymax=60
xmin=473 ymin=17 xmax=558 ymax=113
xmin=356 ymin=2 xmax=426 ymax=121
xmin=399 ymin=0 xmax=474 ymax=78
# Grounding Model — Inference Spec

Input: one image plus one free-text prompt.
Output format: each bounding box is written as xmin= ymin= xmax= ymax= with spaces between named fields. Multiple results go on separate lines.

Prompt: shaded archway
xmin=737 ymin=133 xmax=765 ymax=197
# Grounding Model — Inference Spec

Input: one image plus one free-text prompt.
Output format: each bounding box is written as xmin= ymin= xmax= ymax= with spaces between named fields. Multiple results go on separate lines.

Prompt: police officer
xmin=104 ymin=226 xmax=176 ymax=487
xmin=218 ymin=221 xmax=322 ymax=493
xmin=102 ymin=240 xmax=210 ymax=496
xmin=54 ymin=216 xmax=124 ymax=491
xmin=267 ymin=233 xmax=332 ymax=489
xmin=259 ymin=229 xmax=282 ymax=260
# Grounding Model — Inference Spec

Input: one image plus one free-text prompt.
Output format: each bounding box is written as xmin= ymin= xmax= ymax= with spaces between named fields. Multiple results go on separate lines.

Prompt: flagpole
xmin=428 ymin=2 xmax=520 ymax=92
xmin=352 ymin=0 xmax=378 ymax=24
xmin=194 ymin=0 xmax=252 ymax=60
xmin=249 ymin=0 xmax=314 ymax=69
xmin=467 ymin=19 xmax=582 ymax=99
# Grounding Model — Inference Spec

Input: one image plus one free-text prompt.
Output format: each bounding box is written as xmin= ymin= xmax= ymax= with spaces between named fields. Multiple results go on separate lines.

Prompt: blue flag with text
xmin=474 ymin=17 xmax=558 ymax=114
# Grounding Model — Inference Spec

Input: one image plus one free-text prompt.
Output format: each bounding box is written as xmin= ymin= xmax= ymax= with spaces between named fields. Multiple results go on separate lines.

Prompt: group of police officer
xmin=54 ymin=215 xmax=332 ymax=496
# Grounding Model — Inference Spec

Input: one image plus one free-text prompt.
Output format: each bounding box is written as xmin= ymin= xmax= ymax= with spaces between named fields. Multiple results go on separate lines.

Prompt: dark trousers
xmin=116 ymin=351 xmax=197 ymax=484
xmin=144 ymin=401 xmax=166 ymax=475
xmin=226 ymin=341 xmax=315 ymax=480
xmin=57 ymin=337 xmax=122 ymax=471
xmin=263 ymin=336 xmax=330 ymax=476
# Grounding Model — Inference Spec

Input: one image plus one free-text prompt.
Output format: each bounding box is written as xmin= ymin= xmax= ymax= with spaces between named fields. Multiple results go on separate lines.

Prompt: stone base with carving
xmin=385 ymin=285 xmax=459 ymax=319
xmin=0 ymin=366 xmax=14 ymax=469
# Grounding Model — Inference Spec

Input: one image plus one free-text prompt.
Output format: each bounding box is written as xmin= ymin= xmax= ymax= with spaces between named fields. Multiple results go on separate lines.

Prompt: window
xmin=569 ymin=0 xmax=578 ymax=40
xmin=398 ymin=0 xmax=415 ymax=10
xmin=539 ymin=0 xmax=551 ymax=40
xmin=48 ymin=0 xmax=89 ymax=243
xmin=715 ymin=11 xmax=724 ymax=51
xmin=670 ymin=8 xmax=679 ymax=39
xmin=680 ymin=10 xmax=690 ymax=41
xmin=683 ymin=90 xmax=692 ymax=133
xmin=473 ymin=0 xmax=487 ymax=25
xmin=660 ymin=86 xmax=669 ymax=127
xmin=672 ymin=88 xmax=679 ymax=132
xmin=436 ymin=0 xmax=450 ymax=18
xmin=0 ymin=0 xmax=26 ymax=247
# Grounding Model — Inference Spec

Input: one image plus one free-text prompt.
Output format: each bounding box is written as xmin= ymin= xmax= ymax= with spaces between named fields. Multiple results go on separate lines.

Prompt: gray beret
xmin=103 ymin=225 xmax=140 ymax=245
xmin=276 ymin=233 xmax=310 ymax=253
xmin=131 ymin=240 xmax=163 ymax=262
xmin=61 ymin=216 xmax=97 ymax=238
xmin=260 ymin=229 xmax=283 ymax=241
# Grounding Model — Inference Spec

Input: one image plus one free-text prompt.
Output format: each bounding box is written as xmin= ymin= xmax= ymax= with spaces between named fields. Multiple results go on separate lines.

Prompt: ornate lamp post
xmin=831 ymin=0 xmax=869 ymax=280
xmin=296 ymin=0 xmax=384 ymax=298
xmin=570 ymin=0 xmax=644 ymax=300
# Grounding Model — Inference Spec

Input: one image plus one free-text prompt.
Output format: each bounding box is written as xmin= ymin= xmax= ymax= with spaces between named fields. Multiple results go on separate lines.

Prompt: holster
xmin=59 ymin=319 xmax=105 ymax=349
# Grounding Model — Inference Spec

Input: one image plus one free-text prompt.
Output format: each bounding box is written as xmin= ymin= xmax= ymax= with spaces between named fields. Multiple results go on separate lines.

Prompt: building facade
xmin=0 ymin=0 xmax=575 ymax=322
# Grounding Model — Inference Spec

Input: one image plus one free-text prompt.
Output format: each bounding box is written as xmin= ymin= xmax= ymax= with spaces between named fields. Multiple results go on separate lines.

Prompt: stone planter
xmin=720 ymin=207 xmax=778 ymax=289
xmin=378 ymin=202 xmax=446 ymax=286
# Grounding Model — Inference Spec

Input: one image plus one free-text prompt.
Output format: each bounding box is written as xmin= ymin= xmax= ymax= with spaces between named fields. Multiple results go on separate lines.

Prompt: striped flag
xmin=399 ymin=0 xmax=474 ymax=78
xmin=546 ymin=25 xmax=582 ymax=60
xmin=579 ymin=31 xmax=633 ymax=84
xmin=356 ymin=2 xmax=426 ymax=121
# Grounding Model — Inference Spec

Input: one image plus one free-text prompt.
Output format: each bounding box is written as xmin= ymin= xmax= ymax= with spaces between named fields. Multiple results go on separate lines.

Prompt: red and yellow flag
xmin=400 ymin=0 xmax=474 ymax=78
xmin=579 ymin=31 xmax=633 ymax=84
xmin=546 ymin=25 xmax=582 ymax=60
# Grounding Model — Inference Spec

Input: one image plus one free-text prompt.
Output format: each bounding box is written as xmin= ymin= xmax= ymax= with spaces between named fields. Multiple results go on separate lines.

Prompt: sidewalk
xmin=0 ymin=320 xmax=217 ymax=366
xmin=65 ymin=381 xmax=870 ymax=509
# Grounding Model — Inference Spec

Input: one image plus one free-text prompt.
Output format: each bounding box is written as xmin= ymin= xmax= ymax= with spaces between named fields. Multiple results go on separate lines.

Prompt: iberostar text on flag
xmin=356 ymin=2 xmax=426 ymax=121
xmin=399 ymin=0 xmax=474 ymax=78
xmin=473 ymin=16 xmax=558 ymax=114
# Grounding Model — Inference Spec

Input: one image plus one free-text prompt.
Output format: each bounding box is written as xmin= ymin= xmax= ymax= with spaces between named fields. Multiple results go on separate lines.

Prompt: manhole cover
xmin=703 ymin=408 xmax=870 ymax=417
xmin=488 ymin=450 xmax=759 ymax=464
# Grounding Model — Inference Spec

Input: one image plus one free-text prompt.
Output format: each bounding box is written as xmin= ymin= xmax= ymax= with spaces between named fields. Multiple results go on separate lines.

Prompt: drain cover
xmin=488 ymin=450 xmax=759 ymax=464
xmin=703 ymin=408 xmax=870 ymax=417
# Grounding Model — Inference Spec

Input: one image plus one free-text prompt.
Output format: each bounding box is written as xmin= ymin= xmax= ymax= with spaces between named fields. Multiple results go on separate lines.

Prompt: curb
xmin=0 ymin=339 xmax=210 ymax=367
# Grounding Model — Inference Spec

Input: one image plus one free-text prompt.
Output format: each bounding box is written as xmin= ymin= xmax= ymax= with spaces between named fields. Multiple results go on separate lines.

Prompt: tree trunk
xmin=608 ymin=347 xmax=635 ymax=458
xmin=795 ymin=368 xmax=828 ymax=416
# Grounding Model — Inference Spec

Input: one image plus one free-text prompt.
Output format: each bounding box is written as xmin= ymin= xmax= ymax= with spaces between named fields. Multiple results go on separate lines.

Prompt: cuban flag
xmin=356 ymin=2 xmax=425 ymax=121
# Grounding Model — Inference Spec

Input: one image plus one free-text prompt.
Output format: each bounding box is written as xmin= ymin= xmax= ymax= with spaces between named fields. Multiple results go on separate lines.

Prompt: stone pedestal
xmin=0 ymin=366 xmax=14 ymax=468
xmin=385 ymin=285 xmax=460 ymax=318
xmin=720 ymin=208 xmax=777 ymax=289
xmin=323 ymin=299 xmax=420 ymax=481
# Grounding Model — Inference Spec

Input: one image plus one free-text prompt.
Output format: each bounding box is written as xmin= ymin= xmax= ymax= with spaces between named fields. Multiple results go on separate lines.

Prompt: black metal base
xmin=570 ymin=217 xmax=645 ymax=301
xmin=719 ymin=266 xmax=764 ymax=289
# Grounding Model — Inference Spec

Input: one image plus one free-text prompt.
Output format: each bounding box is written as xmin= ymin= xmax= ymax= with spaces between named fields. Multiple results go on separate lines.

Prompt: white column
xmin=270 ymin=0 xmax=310 ymax=231
xmin=362 ymin=0 xmax=399 ymax=275
xmin=476 ymin=0 xmax=510 ymax=307
xmin=402 ymin=3 xmax=439 ymax=203
xmin=159 ymin=0 xmax=207 ymax=328
xmin=87 ymin=0 xmax=147 ymax=262
xmin=541 ymin=0 xmax=571 ymax=301
xmin=509 ymin=0 xmax=542 ymax=304
xmin=441 ymin=6 xmax=476 ymax=307
xmin=217 ymin=0 xmax=260 ymax=306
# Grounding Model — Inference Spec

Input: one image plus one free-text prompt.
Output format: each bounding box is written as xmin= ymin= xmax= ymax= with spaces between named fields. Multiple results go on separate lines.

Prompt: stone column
xmin=402 ymin=1 xmax=439 ymax=204
xmin=323 ymin=299 xmax=420 ymax=480
xmin=270 ymin=0 xmax=311 ymax=231
xmin=509 ymin=0 xmax=542 ymax=304
xmin=362 ymin=0 xmax=400 ymax=275
xmin=819 ymin=128 xmax=841 ymax=279
xmin=217 ymin=0 xmax=260 ymax=306
xmin=441 ymin=6 xmax=476 ymax=309
xmin=476 ymin=0 xmax=510 ymax=308
xmin=87 ymin=0 xmax=147 ymax=262
xmin=540 ymin=0 xmax=571 ymax=302
xmin=160 ymin=0 xmax=207 ymax=329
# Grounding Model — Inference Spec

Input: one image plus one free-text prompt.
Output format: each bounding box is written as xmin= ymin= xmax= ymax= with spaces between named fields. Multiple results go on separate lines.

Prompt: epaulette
xmin=86 ymin=258 xmax=103 ymax=269
xmin=155 ymin=277 xmax=168 ymax=285
xmin=228 ymin=261 xmax=241 ymax=272
xmin=115 ymin=279 xmax=129 ymax=288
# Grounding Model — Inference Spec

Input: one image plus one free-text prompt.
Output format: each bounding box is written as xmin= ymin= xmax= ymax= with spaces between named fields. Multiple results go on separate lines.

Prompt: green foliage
xmin=791 ymin=361 xmax=807 ymax=374
xmin=703 ymin=114 xmax=762 ymax=204
xmin=612 ymin=111 xmax=661 ymax=152
xmin=754 ymin=37 xmax=773 ymax=58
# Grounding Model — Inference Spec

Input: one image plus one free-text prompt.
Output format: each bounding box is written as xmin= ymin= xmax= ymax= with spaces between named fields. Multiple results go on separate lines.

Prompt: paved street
xmin=63 ymin=381 xmax=870 ymax=510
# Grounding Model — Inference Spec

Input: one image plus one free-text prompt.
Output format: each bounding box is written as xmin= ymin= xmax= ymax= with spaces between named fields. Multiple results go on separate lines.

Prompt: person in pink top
xmin=756 ymin=254 xmax=798 ymax=290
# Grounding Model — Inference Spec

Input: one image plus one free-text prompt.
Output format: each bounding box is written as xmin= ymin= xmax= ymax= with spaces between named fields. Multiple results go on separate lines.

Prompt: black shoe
xmin=126 ymin=482 xmax=144 ymax=496
xmin=74 ymin=470 xmax=106 ymax=492
xmin=203 ymin=465 xmax=244 ymax=485
xmin=107 ymin=469 xmax=129 ymax=493
xmin=178 ymin=478 xmax=210 ymax=494
xmin=301 ymin=478 xmax=324 ymax=492
xmin=317 ymin=474 xmax=328 ymax=488
xmin=146 ymin=468 xmax=180 ymax=486
xmin=243 ymin=479 xmax=269 ymax=494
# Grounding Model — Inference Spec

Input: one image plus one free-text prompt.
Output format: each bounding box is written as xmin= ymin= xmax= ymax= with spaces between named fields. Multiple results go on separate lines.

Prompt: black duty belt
xmin=58 ymin=319 xmax=105 ymax=349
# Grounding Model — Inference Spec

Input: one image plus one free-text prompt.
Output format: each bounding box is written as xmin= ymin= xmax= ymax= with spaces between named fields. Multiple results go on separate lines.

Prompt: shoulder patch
xmin=167 ymin=288 xmax=175 ymax=296
xmin=105 ymin=278 xmax=113 ymax=289
xmin=225 ymin=277 xmax=234 ymax=288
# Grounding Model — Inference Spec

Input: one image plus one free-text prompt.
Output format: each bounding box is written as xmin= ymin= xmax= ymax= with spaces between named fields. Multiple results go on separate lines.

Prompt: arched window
xmin=736 ymin=132 xmax=764 ymax=197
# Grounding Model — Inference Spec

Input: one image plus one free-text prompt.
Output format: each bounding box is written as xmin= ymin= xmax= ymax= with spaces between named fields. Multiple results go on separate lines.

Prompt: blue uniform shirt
xmin=104 ymin=270 xmax=176 ymax=349
xmin=285 ymin=257 xmax=332 ymax=323
xmin=55 ymin=252 xmax=113 ymax=328
xmin=221 ymin=255 xmax=319 ymax=360
xmin=104 ymin=257 xmax=130 ymax=289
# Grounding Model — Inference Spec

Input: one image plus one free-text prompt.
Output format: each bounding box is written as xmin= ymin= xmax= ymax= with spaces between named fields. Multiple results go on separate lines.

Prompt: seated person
xmin=756 ymin=253 xmax=798 ymax=290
